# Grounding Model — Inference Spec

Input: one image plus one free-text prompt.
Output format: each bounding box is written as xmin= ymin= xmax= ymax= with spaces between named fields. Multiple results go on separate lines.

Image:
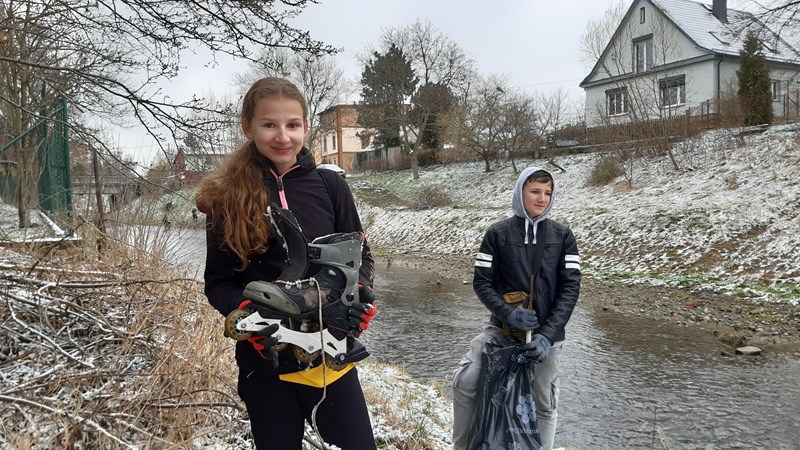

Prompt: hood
xmin=512 ymin=166 xmax=556 ymax=243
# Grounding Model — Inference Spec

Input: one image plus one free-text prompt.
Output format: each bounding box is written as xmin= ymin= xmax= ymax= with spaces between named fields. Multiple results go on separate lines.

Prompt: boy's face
xmin=523 ymin=179 xmax=552 ymax=219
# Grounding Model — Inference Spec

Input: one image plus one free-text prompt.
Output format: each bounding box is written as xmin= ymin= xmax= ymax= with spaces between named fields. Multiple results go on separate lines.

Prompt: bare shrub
xmin=412 ymin=186 xmax=451 ymax=209
xmin=587 ymin=155 xmax=623 ymax=186
xmin=0 ymin=240 xmax=249 ymax=448
xmin=437 ymin=145 xmax=478 ymax=164
xmin=416 ymin=148 xmax=439 ymax=167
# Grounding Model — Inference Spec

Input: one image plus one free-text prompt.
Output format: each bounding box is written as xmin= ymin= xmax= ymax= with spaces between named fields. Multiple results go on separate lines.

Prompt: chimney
xmin=713 ymin=0 xmax=728 ymax=23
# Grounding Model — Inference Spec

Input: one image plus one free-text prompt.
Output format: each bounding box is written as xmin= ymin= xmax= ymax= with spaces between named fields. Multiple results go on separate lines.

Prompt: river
xmin=165 ymin=227 xmax=800 ymax=449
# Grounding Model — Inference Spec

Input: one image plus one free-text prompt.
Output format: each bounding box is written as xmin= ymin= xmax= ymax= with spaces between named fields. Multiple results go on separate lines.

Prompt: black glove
xmin=524 ymin=334 xmax=552 ymax=364
xmin=322 ymin=284 xmax=377 ymax=338
xmin=247 ymin=323 xmax=281 ymax=368
xmin=506 ymin=307 xmax=539 ymax=331
xmin=236 ymin=300 xmax=281 ymax=367
xmin=348 ymin=284 xmax=377 ymax=336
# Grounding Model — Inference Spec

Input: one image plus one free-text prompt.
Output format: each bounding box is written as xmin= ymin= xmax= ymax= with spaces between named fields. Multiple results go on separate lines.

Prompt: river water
xmin=165 ymin=227 xmax=800 ymax=449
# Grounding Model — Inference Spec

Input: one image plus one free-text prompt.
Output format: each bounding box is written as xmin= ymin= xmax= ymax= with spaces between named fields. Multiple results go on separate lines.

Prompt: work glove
xmin=348 ymin=284 xmax=377 ymax=336
xmin=238 ymin=300 xmax=281 ymax=368
xmin=505 ymin=307 xmax=539 ymax=331
xmin=524 ymin=334 xmax=552 ymax=364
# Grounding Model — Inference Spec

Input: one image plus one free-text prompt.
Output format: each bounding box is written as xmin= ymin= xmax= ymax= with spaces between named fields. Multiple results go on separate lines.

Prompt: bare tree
xmin=364 ymin=19 xmax=476 ymax=178
xmin=750 ymin=0 xmax=800 ymax=38
xmin=534 ymin=87 xmax=573 ymax=156
xmin=0 ymin=0 xmax=335 ymax=227
xmin=438 ymin=76 xmax=508 ymax=173
xmin=578 ymin=0 xmax=628 ymax=70
xmin=501 ymin=91 xmax=540 ymax=173
xmin=382 ymin=19 xmax=476 ymax=99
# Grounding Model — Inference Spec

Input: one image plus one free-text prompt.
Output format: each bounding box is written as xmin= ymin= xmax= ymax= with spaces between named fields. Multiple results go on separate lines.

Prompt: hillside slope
xmin=352 ymin=124 xmax=800 ymax=304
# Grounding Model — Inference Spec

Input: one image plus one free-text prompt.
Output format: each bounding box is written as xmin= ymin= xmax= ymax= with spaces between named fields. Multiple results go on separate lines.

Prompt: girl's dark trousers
xmin=237 ymin=367 xmax=377 ymax=450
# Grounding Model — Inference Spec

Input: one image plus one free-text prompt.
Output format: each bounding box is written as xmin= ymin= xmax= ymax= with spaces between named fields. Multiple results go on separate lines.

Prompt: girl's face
xmin=523 ymin=179 xmax=552 ymax=219
xmin=242 ymin=95 xmax=308 ymax=174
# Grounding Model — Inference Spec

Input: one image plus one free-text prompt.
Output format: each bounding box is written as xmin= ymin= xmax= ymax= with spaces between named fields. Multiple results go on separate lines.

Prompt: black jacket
xmin=204 ymin=148 xmax=374 ymax=374
xmin=473 ymin=216 xmax=580 ymax=344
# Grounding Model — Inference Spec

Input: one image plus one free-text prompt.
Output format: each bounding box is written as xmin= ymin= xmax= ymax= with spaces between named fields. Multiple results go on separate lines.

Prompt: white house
xmin=580 ymin=0 xmax=800 ymax=128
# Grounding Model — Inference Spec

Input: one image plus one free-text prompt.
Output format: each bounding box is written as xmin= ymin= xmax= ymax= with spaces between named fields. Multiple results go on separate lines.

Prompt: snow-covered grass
xmin=353 ymin=124 xmax=800 ymax=305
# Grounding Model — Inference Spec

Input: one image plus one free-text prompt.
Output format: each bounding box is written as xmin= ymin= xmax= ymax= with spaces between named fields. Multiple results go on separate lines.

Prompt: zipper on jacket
xmin=271 ymin=166 xmax=300 ymax=209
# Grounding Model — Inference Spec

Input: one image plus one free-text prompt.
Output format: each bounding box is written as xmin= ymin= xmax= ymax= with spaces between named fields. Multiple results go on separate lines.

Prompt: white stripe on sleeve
xmin=476 ymin=252 xmax=493 ymax=262
xmin=475 ymin=260 xmax=492 ymax=268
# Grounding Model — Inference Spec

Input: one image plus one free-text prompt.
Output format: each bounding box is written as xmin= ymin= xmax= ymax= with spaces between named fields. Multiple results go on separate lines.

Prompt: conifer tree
xmin=737 ymin=31 xmax=774 ymax=126
xmin=359 ymin=45 xmax=418 ymax=152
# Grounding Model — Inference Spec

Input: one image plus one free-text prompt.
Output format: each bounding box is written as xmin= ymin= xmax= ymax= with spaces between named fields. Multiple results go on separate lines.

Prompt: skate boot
xmin=225 ymin=204 xmax=370 ymax=370
xmin=242 ymin=231 xmax=363 ymax=316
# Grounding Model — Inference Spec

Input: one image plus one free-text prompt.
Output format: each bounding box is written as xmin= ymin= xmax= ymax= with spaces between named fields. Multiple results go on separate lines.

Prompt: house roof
xmin=653 ymin=0 xmax=800 ymax=62
xmin=581 ymin=0 xmax=800 ymax=87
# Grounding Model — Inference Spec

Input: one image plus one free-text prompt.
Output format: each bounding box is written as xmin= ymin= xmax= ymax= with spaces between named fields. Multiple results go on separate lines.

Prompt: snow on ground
xmin=354 ymin=124 xmax=800 ymax=305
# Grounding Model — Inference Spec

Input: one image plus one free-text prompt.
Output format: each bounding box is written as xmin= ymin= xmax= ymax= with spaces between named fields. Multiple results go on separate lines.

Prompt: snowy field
xmin=355 ymin=124 xmax=800 ymax=305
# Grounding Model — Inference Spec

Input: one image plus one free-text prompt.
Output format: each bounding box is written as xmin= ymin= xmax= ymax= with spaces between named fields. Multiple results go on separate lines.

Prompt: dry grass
xmin=0 ymin=232 xmax=250 ymax=449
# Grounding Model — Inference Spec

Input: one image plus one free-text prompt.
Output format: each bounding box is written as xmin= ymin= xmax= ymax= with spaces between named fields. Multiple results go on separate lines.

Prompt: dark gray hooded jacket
xmin=472 ymin=166 xmax=581 ymax=343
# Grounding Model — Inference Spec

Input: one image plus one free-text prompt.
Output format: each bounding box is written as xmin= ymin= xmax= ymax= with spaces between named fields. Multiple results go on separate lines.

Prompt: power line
xmin=515 ymin=78 xmax=584 ymax=89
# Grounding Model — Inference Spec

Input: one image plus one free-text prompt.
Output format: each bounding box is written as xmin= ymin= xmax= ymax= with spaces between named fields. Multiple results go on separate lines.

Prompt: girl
xmin=196 ymin=77 xmax=377 ymax=449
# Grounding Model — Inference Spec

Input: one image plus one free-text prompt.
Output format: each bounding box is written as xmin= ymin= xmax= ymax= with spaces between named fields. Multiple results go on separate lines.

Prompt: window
xmin=659 ymin=75 xmax=686 ymax=107
xmin=772 ymin=80 xmax=781 ymax=101
xmin=634 ymin=37 xmax=654 ymax=73
xmin=607 ymin=88 xmax=628 ymax=116
xmin=709 ymin=31 xmax=730 ymax=46
xmin=640 ymin=7 xmax=646 ymax=23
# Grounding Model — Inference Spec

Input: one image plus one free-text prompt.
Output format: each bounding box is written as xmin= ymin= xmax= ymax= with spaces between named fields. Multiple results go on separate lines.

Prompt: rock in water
xmin=735 ymin=346 xmax=762 ymax=355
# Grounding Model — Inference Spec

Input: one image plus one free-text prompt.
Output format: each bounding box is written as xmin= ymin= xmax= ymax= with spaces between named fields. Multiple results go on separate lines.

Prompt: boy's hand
xmin=506 ymin=307 xmax=539 ymax=331
xmin=524 ymin=334 xmax=552 ymax=363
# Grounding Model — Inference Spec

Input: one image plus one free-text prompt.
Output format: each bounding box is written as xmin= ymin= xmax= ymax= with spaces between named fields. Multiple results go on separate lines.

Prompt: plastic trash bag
xmin=469 ymin=337 xmax=541 ymax=450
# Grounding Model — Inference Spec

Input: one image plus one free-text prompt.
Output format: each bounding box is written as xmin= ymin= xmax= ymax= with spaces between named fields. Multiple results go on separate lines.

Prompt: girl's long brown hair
xmin=195 ymin=77 xmax=308 ymax=270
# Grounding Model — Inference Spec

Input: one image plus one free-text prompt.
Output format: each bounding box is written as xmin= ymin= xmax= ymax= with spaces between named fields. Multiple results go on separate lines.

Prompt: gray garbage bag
xmin=468 ymin=337 xmax=541 ymax=450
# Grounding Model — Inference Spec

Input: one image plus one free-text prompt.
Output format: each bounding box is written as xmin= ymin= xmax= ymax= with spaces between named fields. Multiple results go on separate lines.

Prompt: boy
xmin=452 ymin=166 xmax=581 ymax=450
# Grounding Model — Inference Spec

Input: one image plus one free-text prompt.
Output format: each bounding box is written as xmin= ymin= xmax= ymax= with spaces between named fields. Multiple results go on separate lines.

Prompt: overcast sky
xmin=119 ymin=0 xmax=753 ymax=165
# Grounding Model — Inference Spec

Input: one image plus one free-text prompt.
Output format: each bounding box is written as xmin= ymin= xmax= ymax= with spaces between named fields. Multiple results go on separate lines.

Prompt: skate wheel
xmin=324 ymin=354 xmax=348 ymax=372
xmin=293 ymin=345 xmax=321 ymax=363
xmin=224 ymin=308 xmax=254 ymax=341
